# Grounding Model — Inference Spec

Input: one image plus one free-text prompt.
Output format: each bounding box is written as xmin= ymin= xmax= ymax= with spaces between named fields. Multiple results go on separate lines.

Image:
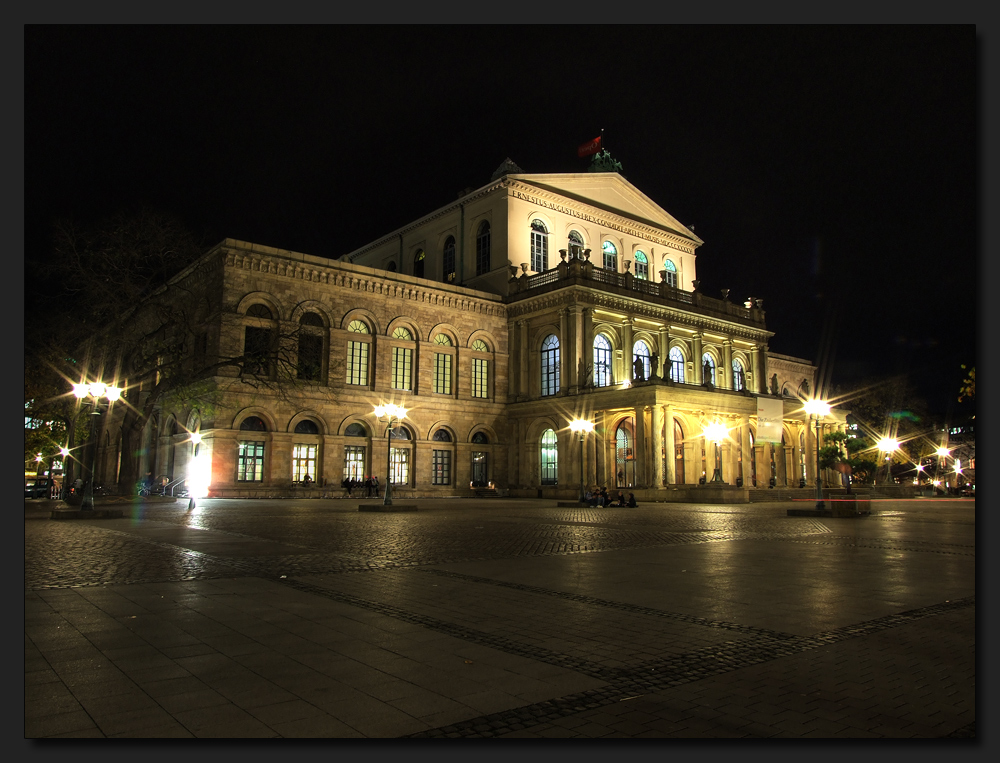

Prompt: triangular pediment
xmin=511 ymin=173 xmax=702 ymax=245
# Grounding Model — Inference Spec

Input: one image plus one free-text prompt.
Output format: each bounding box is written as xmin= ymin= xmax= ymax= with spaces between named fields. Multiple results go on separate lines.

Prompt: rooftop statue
xmin=587 ymin=149 xmax=623 ymax=174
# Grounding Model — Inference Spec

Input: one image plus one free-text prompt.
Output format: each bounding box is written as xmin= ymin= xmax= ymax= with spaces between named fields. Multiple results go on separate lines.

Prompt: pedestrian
xmin=302 ymin=474 xmax=313 ymax=487
xmin=626 ymin=492 xmax=638 ymax=508
xmin=616 ymin=491 xmax=626 ymax=507
xmin=599 ymin=486 xmax=610 ymax=506
xmin=364 ymin=476 xmax=373 ymax=497
xmin=373 ymin=475 xmax=380 ymax=496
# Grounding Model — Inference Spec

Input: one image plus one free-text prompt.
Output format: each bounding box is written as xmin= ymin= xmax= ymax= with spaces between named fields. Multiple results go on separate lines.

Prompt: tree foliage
xmin=958 ymin=364 xmax=975 ymax=403
xmin=818 ymin=431 xmax=878 ymax=489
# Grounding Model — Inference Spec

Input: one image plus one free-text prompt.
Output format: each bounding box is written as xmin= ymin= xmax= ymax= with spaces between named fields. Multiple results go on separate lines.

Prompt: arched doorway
xmin=615 ymin=419 xmax=635 ymax=487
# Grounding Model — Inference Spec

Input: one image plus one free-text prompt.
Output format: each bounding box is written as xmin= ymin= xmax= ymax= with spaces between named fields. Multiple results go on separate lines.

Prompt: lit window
xmin=732 ymin=358 xmax=746 ymax=391
xmin=702 ymin=353 xmax=716 ymax=385
xmin=432 ymin=449 xmax=451 ymax=485
xmin=568 ymin=230 xmax=584 ymax=259
xmin=343 ymin=444 xmax=365 ymax=482
xmin=434 ymin=352 xmax=452 ymax=394
xmin=472 ymin=339 xmax=489 ymax=399
xmin=346 ymin=340 xmax=369 ymax=386
xmin=633 ymin=340 xmax=651 ymax=380
xmin=669 ymin=347 xmax=685 ymax=383
xmin=540 ymin=429 xmax=558 ymax=485
xmin=530 ymin=219 xmax=548 ymax=272
xmin=236 ymin=441 xmax=265 ymax=482
xmin=541 ymin=334 xmax=560 ymax=396
xmin=443 ymin=236 xmax=456 ymax=283
xmin=664 ymin=259 xmax=677 ymax=288
xmin=392 ymin=347 xmax=412 ymax=390
xmin=594 ymin=334 xmax=612 ymax=387
xmin=476 ymin=221 xmax=491 ymax=275
xmin=634 ymin=251 xmax=649 ymax=280
xmin=291 ymin=444 xmax=316 ymax=482
xmin=602 ymin=240 xmax=618 ymax=271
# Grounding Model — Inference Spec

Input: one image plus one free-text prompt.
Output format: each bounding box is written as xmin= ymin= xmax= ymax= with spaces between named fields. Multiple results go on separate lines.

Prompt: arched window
xmin=634 ymin=251 xmax=649 ymax=280
xmin=476 ymin=221 xmax=491 ymax=275
xmin=615 ymin=420 xmax=634 ymax=487
xmin=432 ymin=429 xmax=452 ymax=485
xmin=294 ymin=420 xmax=319 ymax=434
xmin=472 ymin=432 xmax=489 ymax=486
xmin=732 ymin=358 xmax=746 ymax=391
xmin=343 ymin=422 xmax=368 ymax=482
xmin=239 ymin=416 xmax=267 ymax=431
xmin=702 ymin=353 xmax=716 ymax=386
xmin=674 ymin=419 xmax=685 ymax=485
xmin=433 ymin=333 xmax=453 ymax=395
xmin=297 ymin=313 xmax=325 ymax=382
xmin=540 ymin=429 xmax=558 ymax=485
xmin=568 ymin=230 xmax=584 ymax=259
xmin=602 ymin=240 xmax=618 ymax=271
xmin=593 ymin=334 xmax=612 ymax=387
xmin=443 ymin=236 xmax=456 ymax=283
xmin=387 ymin=261 xmax=397 ymax=272
xmin=472 ymin=432 xmax=489 ymax=444
xmin=345 ymin=423 xmax=367 ymax=437
xmin=391 ymin=326 xmax=414 ymax=391
xmin=471 ymin=338 xmax=490 ymax=399
xmin=388 ymin=426 xmax=412 ymax=487
xmin=530 ymin=220 xmax=549 ymax=273
xmin=669 ymin=347 xmax=685 ymax=383
xmin=663 ymin=259 xmax=678 ymax=288
xmin=346 ymin=320 xmax=371 ymax=386
xmin=633 ymin=340 xmax=651 ymax=381
xmin=413 ymin=249 xmax=425 ymax=278
xmin=246 ymin=304 xmax=272 ymax=319
xmin=541 ymin=334 xmax=560 ymax=396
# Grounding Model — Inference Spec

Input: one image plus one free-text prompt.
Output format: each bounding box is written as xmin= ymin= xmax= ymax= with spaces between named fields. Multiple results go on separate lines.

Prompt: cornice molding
xmin=222 ymin=248 xmax=507 ymax=319
xmin=504 ymin=180 xmax=698 ymax=253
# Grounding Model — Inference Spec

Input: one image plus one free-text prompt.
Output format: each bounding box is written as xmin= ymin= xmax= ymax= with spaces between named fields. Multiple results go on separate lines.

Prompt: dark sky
xmin=24 ymin=25 xmax=979 ymax=418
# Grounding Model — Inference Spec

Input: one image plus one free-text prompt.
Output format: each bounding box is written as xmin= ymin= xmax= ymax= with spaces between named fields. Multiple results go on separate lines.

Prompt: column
xmin=622 ymin=317 xmax=634 ymax=380
xmin=750 ymin=345 xmax=761 ymax=393
xmin=658 ymin=326 xmax=670 ymax=379
xmin=726 ymin=415 xmax=740 ymax=483
xmin=760 ymin=344 xmax=770 ymax=393
xmin=723 ymin=340 xmax=734 ymax=389
xmin=559 ymin=308 xmax=568 ymax=393
xmin=664 ymin=405 xmax=675 ymax=484
xmin=570 ymin=305 xmax=583 ymax=391
xmin=652 ymin=404 xmax=664 ymax=488
xmin=634 ymin=405 xmax=646 ymax=487
xmin=582 ymin=307 xmax=594 ymax=387
xmin=518 ymin=320 xmax=528 ymax=400
xmin=692 ymin=333 xmax=703 ymax=384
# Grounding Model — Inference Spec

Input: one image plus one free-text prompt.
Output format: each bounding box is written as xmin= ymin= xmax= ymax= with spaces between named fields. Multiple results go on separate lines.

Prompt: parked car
xmin=25 ymin=478 xmax=56 ymax=498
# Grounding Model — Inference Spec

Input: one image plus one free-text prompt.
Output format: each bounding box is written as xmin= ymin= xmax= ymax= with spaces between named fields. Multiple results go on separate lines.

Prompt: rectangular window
xmin=434 ymin=353 xmax=452 ymax=394
xmin=343 ymin=445 xmax=366 ymax=482
xmin=392 ymin=347 xmax=412 ymax=391
xmin=346 ymin=340 xmax=369 ymax=385
xmin=390 ymin=447 xmax=409 ymax=485
xmin=292 ymin=444 xmax=317 ymax=482
xmin=472 ymin=357 xmax=488 ymax=398
xmin=297 ymin=334 xmax=323 ymax=381
xmin=244 ymin=327 xmax=271 ymax=376
xmin=432 ymin=450 xmax=451 ymax=485
xmin=237 ymin=441 xmax=265 ymax=482
xmin=530 ymin=231 xmax=548 ymax=272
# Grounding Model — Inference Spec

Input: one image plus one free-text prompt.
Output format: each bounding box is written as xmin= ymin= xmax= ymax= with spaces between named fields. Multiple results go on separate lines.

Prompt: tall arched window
xmin=568 ymin=230 xmax=584 ymax=259
xmin=433 ymin=333 xmax=453 ymax=395
xmin=297 ymin=312 xmax=325 ymax=382
xmin=346 ymin=319 xmax=371 ymax=386
xmin=471 ymin=431 xmax=489 ymax=487
xmin=541 ymin=334 xmax=560 ymax=396
xmin=237 ymin=416 xmax=267 ymax=483
xmin=476 ymin=221 xmax=491 ymax=275
xmin=413 ymin=249 xmax=425 ymax=278
xmin=674 ymin=419 xmax=685 ymax=485
xmin=343 ymin=423 xmax=368 ymax=482
xmin=602 ymin=240 xmax=618 ymax=271
xmin=663 ymin=259 xmax=678 ymax=288
xmin=391 ymin=326 xmax=414 ymax=391
xmin=593 ymin=334 xmax=612 ymax=387
xmin=615 ymin=420 xmax=634 ymax=487
xmin=669 ymin=346 xmax=685 ymax=383
xmin=634 ymin=251 xmax=649 ymax=280
xmin=633 ymin=340 xmax=651 ymax=381
xmin=702 ymin=353 xmax=716 ymax=386
xmin=389 ymin=425 xmax=412 ymax=487
xmin=530 ymin=220 xmax=549 ymax=272
xmin=540 ymin=429 xmax=558 ymax=485
xmin=244 ymin=304 xmax=275 ymax=378
xmin=732 ymin=358 xmax=746 ymax=391
xmin=443 ymin=236 xmax=456 ymax=283
xmin=432 ymin=429 xmax=452 ymax=485
xmin=471 ymin=338 xmax=490 ymax=399
xmin=292 ymin=419 xmax=320 ymax=483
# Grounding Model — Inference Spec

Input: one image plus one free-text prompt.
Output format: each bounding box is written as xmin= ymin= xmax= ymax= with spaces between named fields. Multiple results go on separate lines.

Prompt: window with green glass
xmin=392 ymin=347 xmax=412 ymax=390
xmin=237 ymin=441 xmax=265 ymax=482
xmin=434 ymin=352 xmax=452 ymax=394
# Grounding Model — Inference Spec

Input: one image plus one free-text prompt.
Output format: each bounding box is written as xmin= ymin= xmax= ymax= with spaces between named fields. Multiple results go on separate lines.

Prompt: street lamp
xmin=935 ymin=446 xmax=950 ymax=492
xmin=373 ymin=403 xmax=407 ymax=505
xmin=72 ymin=381 xmax=122 ymax=511
xmin=804 ymin=399 xmax=830 ymax=510
xmin=569 ymin=418 xmax=595 ymax=501
xmin=702 ymin=421 xmax=727 ymax=483
xmin=877 ymin=437 xmax=899 ymax=486
xmin=186 ymin=432 xmax=210 ymax=510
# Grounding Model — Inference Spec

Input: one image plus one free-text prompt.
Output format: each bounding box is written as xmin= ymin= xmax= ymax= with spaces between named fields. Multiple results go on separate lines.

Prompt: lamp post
xmin=373 ymin=403 xmax=407 ymax=505
xmin=72 ymin=382 xmax=122 ymax=511
xmin=59 ymin=447 xmax=70 ymax=499
xmin=935 ymin=446 xmax=950 ymax=493
xmin=877 ymin=437 xmax=899 ymax=487
xmin=702 ymin=421 xmax=727 ymax=483
xmin=186 ymin=432 xmax=206 ymax=510
xmin=569 ymin=419 xmax=594 ymax=501
xmin=804 ymin=399 xmax=830 ymax=510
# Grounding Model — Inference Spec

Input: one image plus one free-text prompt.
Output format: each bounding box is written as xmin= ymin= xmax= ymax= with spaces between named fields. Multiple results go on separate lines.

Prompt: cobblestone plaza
xmin=24 ymin=497 xmax=975 ymax=739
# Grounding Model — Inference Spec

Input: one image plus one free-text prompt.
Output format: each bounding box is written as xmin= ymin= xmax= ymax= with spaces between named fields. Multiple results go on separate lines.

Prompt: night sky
xmin=24 ymin=25 xmax=979 ymax=418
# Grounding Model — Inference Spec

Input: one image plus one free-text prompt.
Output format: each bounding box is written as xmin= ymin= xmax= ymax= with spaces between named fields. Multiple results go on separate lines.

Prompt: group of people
xmin=583 ymin=486 xmax=637 ymax=508
xmin=341 ymin=476 xmax=380 ymax=498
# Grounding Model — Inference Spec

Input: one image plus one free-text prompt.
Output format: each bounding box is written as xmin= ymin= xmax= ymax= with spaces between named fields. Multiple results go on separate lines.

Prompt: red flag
xmin=577 ymin=136 xmax=602 ymax=158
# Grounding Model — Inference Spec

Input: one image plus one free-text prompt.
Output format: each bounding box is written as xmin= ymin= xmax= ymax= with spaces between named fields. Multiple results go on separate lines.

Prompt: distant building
xmin=83 ymin=159 xmax=846 ymax=501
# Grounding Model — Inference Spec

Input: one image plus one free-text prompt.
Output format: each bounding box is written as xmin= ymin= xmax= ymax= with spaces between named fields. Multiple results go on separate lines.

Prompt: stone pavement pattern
xmin=23 ymin=497 xmax=975 ymax=738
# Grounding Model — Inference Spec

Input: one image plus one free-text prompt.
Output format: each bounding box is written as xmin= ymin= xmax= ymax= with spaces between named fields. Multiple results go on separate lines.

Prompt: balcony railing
xmin=509 ymin=251 xmax=764 ymax=324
